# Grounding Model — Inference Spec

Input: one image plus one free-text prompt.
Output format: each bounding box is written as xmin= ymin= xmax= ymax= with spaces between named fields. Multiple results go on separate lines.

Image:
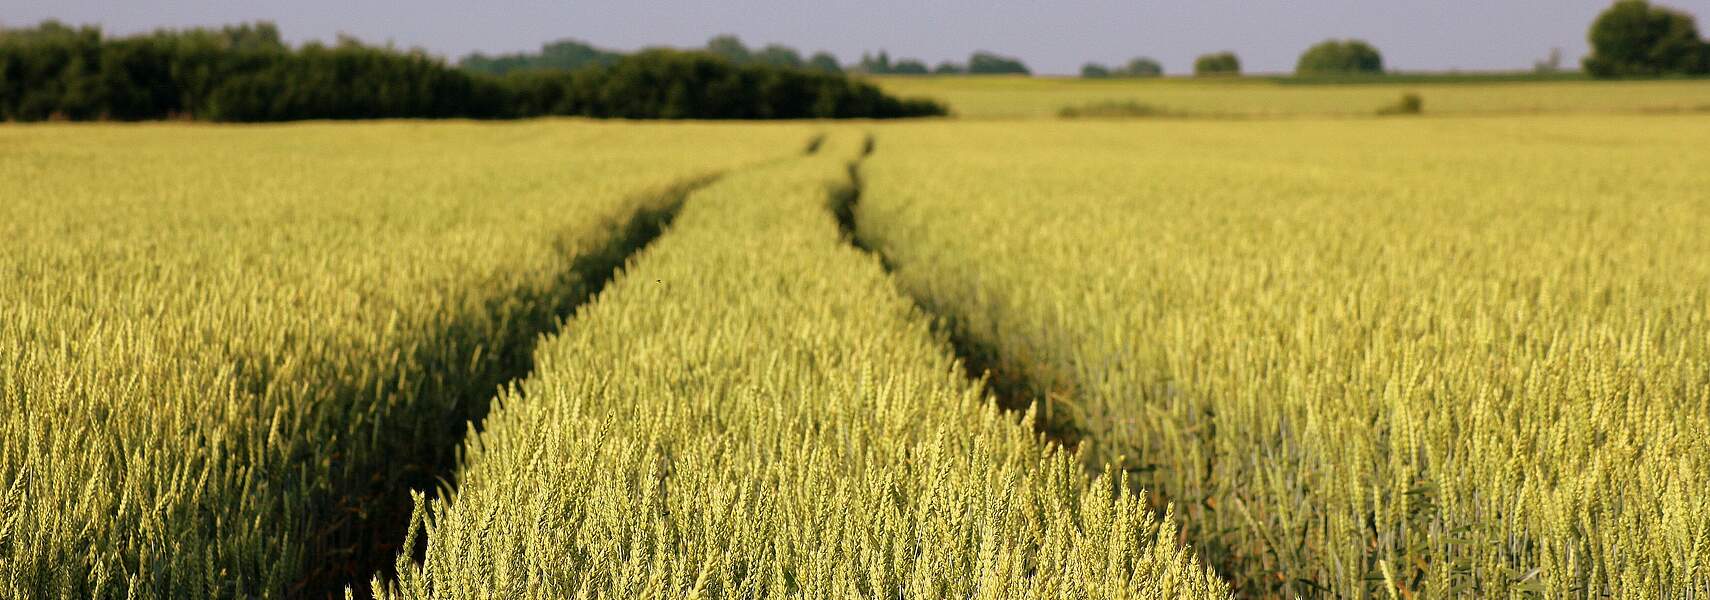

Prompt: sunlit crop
xmin=0 ymin=120 xmax=808 ymax=597
xmin=374 ymin=133 xmax=1229 ymax=599
xmin=857 ymin=116 xmax=1710 ymax=597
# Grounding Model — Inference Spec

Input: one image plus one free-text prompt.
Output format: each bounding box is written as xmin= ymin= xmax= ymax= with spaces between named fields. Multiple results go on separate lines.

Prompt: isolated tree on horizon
xmin=1123 ymin=57 xmax=1164 ymax=77
xmin=967 ymin=51 xmax=1030 ymax=74
xmin=1193 ymin=51 xmax=1240 ymax=76
xmin=1295 ymin=39 xmax=1384 ymax=75
xmin=1081 ymin=57 xmax=1162 ymax=79
xmin=1583 ymin=0 xmax=1710 ymax=77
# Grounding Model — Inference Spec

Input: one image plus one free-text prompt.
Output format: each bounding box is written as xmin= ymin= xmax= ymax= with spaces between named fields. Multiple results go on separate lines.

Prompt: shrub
xmin=1083 ymin=58 xmax=1163 ymax=79
xmin=1376 ymin=92 xmax=1423 ymax=115
xmin=1123 ymin=57 xmax=1164 ymax=77
xmin=1296 ymin=39 xmax=1384 ymax=75
xmin=1194 ymin=51 xmax=1240 ymax=76
xmin=968 ymin=51 xmax=1030 ymax=74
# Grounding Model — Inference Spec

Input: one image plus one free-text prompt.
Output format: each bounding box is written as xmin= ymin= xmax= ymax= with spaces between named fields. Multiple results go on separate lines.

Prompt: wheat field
xmin=855 ymin=116 xmax=1710 ymax=597
xmin=4 ymin=106 xmax=1708 ymax=599
xmin=0 ymin=120 xmax=810 ymax=597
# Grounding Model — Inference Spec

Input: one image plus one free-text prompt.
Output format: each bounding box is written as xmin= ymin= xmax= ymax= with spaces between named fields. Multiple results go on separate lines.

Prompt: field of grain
xmin=4 ymin=85 xmax=1708 ymax=600
xmin=375 ymin=132 xmax=1226 ymax=598
xmin=869 ymin=74 xmax=1710 ymax=118
xmin=854 ymin=115 xmax=1710 ymax=597
xmin=0 ymin=120 xmax=810 ymax=597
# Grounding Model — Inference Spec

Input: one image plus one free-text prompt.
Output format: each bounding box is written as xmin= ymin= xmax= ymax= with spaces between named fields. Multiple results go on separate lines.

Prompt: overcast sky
xmin=8 ymin=0 xmax=1709 ymax=75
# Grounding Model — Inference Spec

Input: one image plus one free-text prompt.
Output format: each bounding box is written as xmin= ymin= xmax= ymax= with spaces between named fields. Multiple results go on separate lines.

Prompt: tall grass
xmin=373 ymin=132 xmax=1229 ymax=599
xmin=0 ymin=121 xmax=809 ymax=597
xmin=855 ymin=117 xmax=1710 ymax=597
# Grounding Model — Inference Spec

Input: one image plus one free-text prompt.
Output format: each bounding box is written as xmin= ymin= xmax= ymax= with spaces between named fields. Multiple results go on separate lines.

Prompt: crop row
xmin=372 ymin=132 xmax=1228 ymax=598
xmin=854 ymin=117 xmax=1710 ymax=597
xmin=0 ymin=121 xmax=809 ymax=598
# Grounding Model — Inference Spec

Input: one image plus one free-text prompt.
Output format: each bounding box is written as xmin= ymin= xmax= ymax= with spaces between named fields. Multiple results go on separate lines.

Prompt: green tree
xmin=1583 ymin=0 xmax=1710 ymax=77
xmin=893 ymin=59 xmax=929 ymax=74
xmin=934 ymin=61 xmax=965 ymax=74
xmin=1121 ymin=57 xmax=1163 ymax=77
xmin=967 ymin=51 xmax=1029 ymax=74
xmin=1193 ymin=51 xmax=1240 ymax=76
xmin=1081 ymin=63 xmax=1111 ymax=78
xmin=706 ymin=34 xmax=751 ymax=64
xmin=857 ymin=50 xmax=892 ymax=74
xmin=807 ymin=51 xmax=842 ymax=73
xmin=754 ymin=44 xmax=804 ymax=68
xmin=1295 ymin=39 xmax=1384 ymax=75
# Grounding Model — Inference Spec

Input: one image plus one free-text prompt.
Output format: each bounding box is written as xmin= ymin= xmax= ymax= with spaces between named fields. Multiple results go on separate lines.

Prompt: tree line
xmin=471 ymin=35 xmax=1037 ymax=77
xmin=1082 ymin=0 xmax=1708 ymax=79
xmin=0 ymin=22 xmax=944 ymax=122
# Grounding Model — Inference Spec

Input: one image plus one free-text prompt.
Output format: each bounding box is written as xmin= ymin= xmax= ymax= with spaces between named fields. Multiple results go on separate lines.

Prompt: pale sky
xmin=8 ymin=0 xmax=1707 ymax=75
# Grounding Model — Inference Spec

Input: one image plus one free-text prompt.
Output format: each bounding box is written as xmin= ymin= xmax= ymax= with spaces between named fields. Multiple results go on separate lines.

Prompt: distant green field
xmin=869 ymin=75 xmax=1710 ymax=118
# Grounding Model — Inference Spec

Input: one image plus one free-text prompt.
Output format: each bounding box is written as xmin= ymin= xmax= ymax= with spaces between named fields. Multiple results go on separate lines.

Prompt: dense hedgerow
xmin=372 ymin=133 xmax=1229 ymax=599
xmin=855 ymin=118 xmax=1710 ymax=597
xmin=0 ymin=121 xmax=809 ymax=598
xmin=0 ymin=21 xmax=944 ymax=121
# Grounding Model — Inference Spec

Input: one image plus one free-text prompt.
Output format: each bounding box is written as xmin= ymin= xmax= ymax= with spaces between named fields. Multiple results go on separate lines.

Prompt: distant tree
xmin=892 ymin=59 xmax=929 ymax=74
xmin=807 ymin=51 xmax=842 ymax=73
xmin=705 ymin=34 xmax=751 ymax=64
xmin=1081 ymin=63 xmax=1112 ymax=78
xmin=458 ymin=39 xmax=621 ymax=75
xmin=1083 ymin=57 xmax=1162 ymax=78
xmin=1121 ymin=57 xmax=1163 ymax=77
xmin=967 ymin=51 xmax=1029 ymax=74
xmin=1583 ymin=0 xmax=1710 ymax=77
xmin=754 ymin=44 xmax=804 ymax=68
xmin=857 ymin=50 xmax=892 ymax=74
xmin=933 ymin=61 xmax=965 ymax=74
xmin=1533 ymin=48 xmax=1564 ymax=73
xmin=1295 ymin=39 xmax=1384 ymax=75
xmin=1193 ymin=51 xmax=1240 ymax=76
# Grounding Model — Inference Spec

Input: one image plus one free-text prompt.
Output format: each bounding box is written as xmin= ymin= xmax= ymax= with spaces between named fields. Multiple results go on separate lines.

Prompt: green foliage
xmin=806 ymin=51 xmax=842 ymax=73
xmin=934 ymin=61 xmax=965 ymax=74
xmin=501 ymin=49 xmax=945 ymax=119
xmin=893 ymin=58 xmax=929 ymax=74
xmin=968 ymin=51 xmax=1030 ymax=74
xmin=704 ymin=34 xmax=751 ymax=64
xmin=1193 ymin=51 xmax=1240 ymax=76
xmin=1123 ymin=57 xmax=1164 ymax=77
xmin=457 ymin=39 xmax=621 ymax=75
xmin=752 ymin=44 xmax=804 ymax=68
xmin=856 ymin=118 xmax=1710 ymax=597
xmin=1584 ymin=0 xmax=1710 ymax=77
xmin=1083 ymin=58 xmax=1164 ymax=79
xmin=1296 ymin=39 xmax=1384 ymax=75
xmin=0 ymin=22 xmax=940 ymax=121
xmin=372 ymin=132 xmax=1230 ymax=599
xmin=0 ymin=121 xmax=812 ymax=598
xmin=1080 ymin=63 xmax=1111 ymax=78
xmin=1376 ymin=92 xmax=1423 ymax=115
